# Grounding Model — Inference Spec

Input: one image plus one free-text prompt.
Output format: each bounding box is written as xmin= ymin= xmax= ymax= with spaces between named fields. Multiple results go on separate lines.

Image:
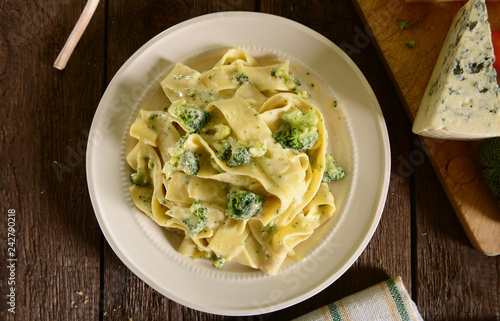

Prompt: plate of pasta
xmin=86 ymin=12 xmax=390 ymax=316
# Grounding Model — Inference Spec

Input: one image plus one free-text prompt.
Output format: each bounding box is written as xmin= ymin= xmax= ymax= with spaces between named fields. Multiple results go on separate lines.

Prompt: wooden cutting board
xmin=352 ymin=0 xmax=500 ymax=255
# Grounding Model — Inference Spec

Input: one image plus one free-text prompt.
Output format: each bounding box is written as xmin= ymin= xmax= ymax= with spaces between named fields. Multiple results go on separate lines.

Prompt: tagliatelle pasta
xmin=126 ymin=49 xmax=344 ymax=275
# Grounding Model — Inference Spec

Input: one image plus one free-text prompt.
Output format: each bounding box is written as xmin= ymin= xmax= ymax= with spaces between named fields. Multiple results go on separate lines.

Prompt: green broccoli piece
xmin=167 ymin=134 xmax=190 ymax=159
xmin=226 ymin=145 xmax=251 ymax=167
xmin=232 ymin=70 xmax=249 ymax=84
xmin=226 ymin=188 xmax=265 ymax=220
xmin=130 ymin=157 xmax=152 ymax=186
xmin=479 ymin=137 xmax=500 ymax=197
xmin=292 ymin=87 xmax=311 ymax=100
xmin=176 ymin=134 xmax=190 ymax=150
xmin=214 ymin=140 xmax=232 ymax=160
xmin=130 ymin=168 xmax=150 ymax=186
xmin=271 ymin=63 xmax=310 ymax=97
xmin=271 ymin=64 xmax=289 ymax=80
xmin=405 ymin=41 xmax=415 ymax=49
xmin=272 ymin=107 xmax=319 ymax=151
xmin=180 ymin=149 xmax=200 ymax=176
xmin=479 ymin=137 xmax=500 ymax=168
xmin=213 ymin=138 xmax=252 ymax=167
xmin=210 ymin=255 xmax=226 ymax=268
xmin=397 ymin=19 xmax=412 ymax=30
xmin=265 ymin=223 xmax=277 ymax=234
xmin=168 ymin=100 xmax=210 ymax=133
xmin=181 ymin=201 xmax=208 ymax=234
xmin=483 ymin=168 xmax=500 ymax=197
xmin=170 ymin=149 xmax=200 ymax=176
xmin=322 ymin=154 xmax=345 ymax=183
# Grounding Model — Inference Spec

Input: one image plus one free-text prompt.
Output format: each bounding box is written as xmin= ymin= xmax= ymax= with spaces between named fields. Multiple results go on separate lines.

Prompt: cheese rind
xmin=412 ymin=0 xmax=500 ymax=140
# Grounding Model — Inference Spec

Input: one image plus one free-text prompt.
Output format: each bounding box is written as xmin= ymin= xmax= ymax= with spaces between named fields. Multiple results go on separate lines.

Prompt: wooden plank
xmin=102 ymin=1 xmax=256 ymax=320
xmin=0 ymin=0 xmax=105 ymax=320
xmin=414 ymin=154 xmax=500 ymax=319
xmin=406 ymin=0 xmax=500 ymax=2
xmin=352 ymin=0 xmax=500 ymax=256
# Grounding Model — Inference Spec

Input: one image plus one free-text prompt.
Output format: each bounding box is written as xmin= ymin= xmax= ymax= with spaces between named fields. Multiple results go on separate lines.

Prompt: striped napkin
xmin=293 ymin=277 xmax=423 ymax=321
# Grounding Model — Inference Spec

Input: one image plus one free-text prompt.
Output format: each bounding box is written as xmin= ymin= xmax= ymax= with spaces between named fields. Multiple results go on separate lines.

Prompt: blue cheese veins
xmin=412 ymin=0 xmax=500 ymax=140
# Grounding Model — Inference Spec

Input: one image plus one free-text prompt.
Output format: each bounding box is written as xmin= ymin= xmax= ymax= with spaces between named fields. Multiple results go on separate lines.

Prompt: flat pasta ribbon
xmin=126 ymin=48 xmax=344 ymax=275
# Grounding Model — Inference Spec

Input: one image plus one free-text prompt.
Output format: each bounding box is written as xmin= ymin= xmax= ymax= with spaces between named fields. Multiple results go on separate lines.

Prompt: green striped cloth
xmin=293 ymin=277 xmax=423 ymax=321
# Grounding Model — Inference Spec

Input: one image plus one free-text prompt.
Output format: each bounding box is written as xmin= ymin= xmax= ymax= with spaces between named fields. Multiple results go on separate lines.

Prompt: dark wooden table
xmin=1 ymin=0 xmax=499 ymax=320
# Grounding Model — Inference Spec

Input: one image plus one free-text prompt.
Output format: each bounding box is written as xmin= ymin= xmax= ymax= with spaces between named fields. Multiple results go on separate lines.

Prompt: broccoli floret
xmin=180 ymin=149 xmax=200 ymax=176
xmin=292 ymin=87 xmax=311 ymax=100
xmin=479 ymin=137 xmax=500 ymax=168
xmin=167 ymin=134 xmax=191 ymax=158
xmin=397 ymin=19 xmax=412 ymax=30
xmin=170 ymin=149 xmax=200 ymax=176
xmin=272 ymin=107 xmax=319 ymax=151
xmin=213 ymin=138 xmax=252 ymax=167
xmin=405 ymin=41 xmax=415 ymax=49
xmin=176 ymin=134 xmax=190 ymax=150
xmin=271 ymin=62 xmax=309 ymax=97
xmin=271 ymin=64 xmax=289 ymax=80
xmin=181 ymin=201 xmax=208 ymax=234
xmin=265 ymin=223 xmax=277 ymax=234
xmin=168 ymin=100 xmax=210 ymax=133
xmin=226 ymin=188 xmax=265 ymax=220
xmin=232 ymin=70 xmax=249 ymax=84
xmin=479 ymin=137 xmax=500 ymax=197
xmin=214 ymin=140 xmax=232 ymax=160
xmin=130 ymin=157 xmax=154 ymax=186
xmin=322 ymin=154 xmax=345 ymax=183
xmin=210 ymin=255 xmax=226 ymax=268
xmin=130 ymin=168 xmax=150 ymax=186
xmin=226 ymin=145 xmax=251 ymax=167
xmin=483 ymin=168 xmax=500 ymax=197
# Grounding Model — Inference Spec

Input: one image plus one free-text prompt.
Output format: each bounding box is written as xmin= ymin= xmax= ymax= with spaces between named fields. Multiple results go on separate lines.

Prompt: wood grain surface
xmin=352 ymin=0 xmax=500 ymax=256
xmin=0 ymin=0 xmax=498 ymax=320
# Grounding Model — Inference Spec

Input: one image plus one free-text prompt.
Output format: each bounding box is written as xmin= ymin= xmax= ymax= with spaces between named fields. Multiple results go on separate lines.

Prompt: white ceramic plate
xmin=86 ymin=12 xmax=390 ymax=316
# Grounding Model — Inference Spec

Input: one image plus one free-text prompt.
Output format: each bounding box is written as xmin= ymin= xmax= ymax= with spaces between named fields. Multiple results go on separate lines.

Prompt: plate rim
xmin=86 ymin=11 xmax=391 ymax=316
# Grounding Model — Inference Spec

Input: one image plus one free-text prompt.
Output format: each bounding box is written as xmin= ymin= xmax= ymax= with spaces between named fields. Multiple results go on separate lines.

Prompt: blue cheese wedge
xmin=412 ymin=0 xmax=500 ymax=140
